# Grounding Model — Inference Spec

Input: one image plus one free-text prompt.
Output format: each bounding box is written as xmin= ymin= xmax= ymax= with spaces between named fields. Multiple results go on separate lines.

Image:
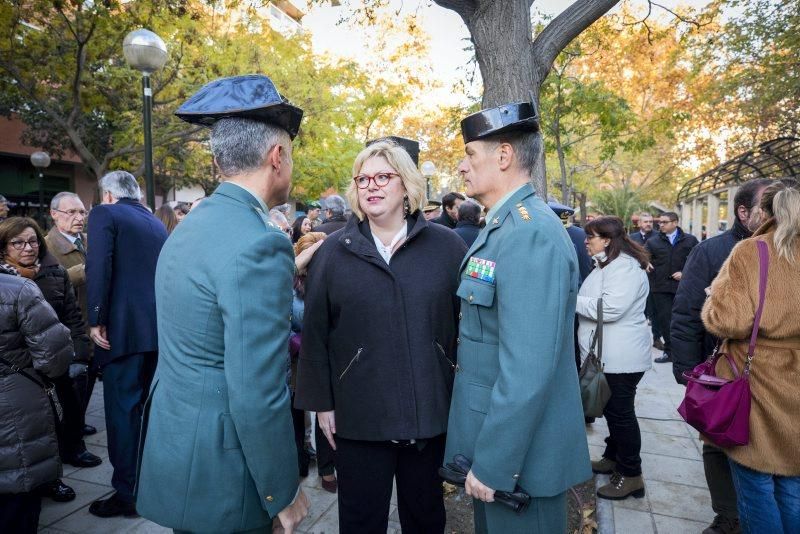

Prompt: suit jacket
xmin=444 ymin=183 xmax=591 ymax=497
xmin=136 ymin=182 xmax=298 ymax=532
xmin=86 ymin=199 xmax=167 ymax=365
xmin=45 ymin=228 xmax=88 ymax=324
xmin=629 ymin=230 xmax=652 ymax=246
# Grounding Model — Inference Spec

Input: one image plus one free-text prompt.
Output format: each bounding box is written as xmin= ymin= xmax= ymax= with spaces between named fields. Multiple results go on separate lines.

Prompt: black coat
xmin=432 ymin=211 xmax=457 ymax=229
xmin=454 ymin=221 xmax=480 ymax=248
xmin=33 ymin=253 xmax=91 ymax=363
xmin=295 ymin=212 xmax=467 ymax=441
xmin=671 ymin=220 xmax=751 ymax=383
xmin=567 ymin=225 xmax=593 ymax=284
xmin=645 ymin=228 xmax=698 ymax=294
xmin=315 ymin=214 xmax=348 ymax=235
xmin=629 ymin=230 xmax=653 ymax=246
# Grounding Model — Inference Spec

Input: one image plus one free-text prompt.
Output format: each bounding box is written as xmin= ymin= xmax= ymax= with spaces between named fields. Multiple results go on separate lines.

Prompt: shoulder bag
xmin=677 ymin=240 xmax=769 ymax=447
xmin=579 ymin=298 xmax=612 ymax=418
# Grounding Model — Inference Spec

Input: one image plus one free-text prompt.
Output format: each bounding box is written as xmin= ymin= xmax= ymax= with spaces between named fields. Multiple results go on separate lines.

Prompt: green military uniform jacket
xmin=136 ymin=182 xmax=298 ymax=532
xmin=445 ymin=183 xmax=591 ymax=497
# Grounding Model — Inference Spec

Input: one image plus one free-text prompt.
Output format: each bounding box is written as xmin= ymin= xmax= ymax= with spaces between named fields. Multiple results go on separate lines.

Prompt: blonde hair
xmin=345 ymin=141 xmax=427 ymax=221
xmin=760 ymin=179 xmax=800 ymax=263
xmin=293 ymin=231 xmax=326 ymax=257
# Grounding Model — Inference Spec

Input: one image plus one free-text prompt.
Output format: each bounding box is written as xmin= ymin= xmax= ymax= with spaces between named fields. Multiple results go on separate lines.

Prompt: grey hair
xmin=324 ymin=194 xmax=346 ymax=216
xmin=210 ymin=118 xmax=290 ymax=177
xmin=0 ymin=194 xmax=7 ymax=204
xmin=100 ymin=171 xmax=142 ymax=200
xmin=50 ymin=192 xmax=82 ymax=210
xmin=268 ymin=208 xmax=288 ymax=227
xmin=484 ymin=130 xmax=543 ymax=178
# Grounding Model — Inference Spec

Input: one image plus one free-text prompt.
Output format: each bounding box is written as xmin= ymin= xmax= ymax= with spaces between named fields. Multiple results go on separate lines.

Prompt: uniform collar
xmin=485 ymin=182 xmax=530 ymax=223
xmin=214 ymin=181 xmax=270 ymax=214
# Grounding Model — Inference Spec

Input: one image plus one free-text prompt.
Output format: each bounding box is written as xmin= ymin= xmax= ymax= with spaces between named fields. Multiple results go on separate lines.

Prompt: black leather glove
xmin=438 ymin=454 xmax=532 ymax=514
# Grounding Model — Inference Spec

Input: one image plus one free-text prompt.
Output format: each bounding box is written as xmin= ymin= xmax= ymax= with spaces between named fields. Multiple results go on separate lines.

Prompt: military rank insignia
xmin=466 ymin=256 xmax=496 ymax=284
xmin=516 ymin=203 xmax=531 ymax=221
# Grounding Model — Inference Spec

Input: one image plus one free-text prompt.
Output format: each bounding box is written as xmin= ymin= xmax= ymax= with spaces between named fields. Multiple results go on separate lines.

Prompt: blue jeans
xmin=729 ymin=460 xmax=800 ymax=534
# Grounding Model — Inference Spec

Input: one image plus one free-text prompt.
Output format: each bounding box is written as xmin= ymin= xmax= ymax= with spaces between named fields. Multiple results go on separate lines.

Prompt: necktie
xmin=75 ymin=236 xmax=86 ymax=254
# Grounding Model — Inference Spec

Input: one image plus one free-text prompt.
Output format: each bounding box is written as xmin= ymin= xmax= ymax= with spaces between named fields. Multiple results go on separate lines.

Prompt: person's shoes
xmin=321 ymin=475 xmax=338 ymax=494
xmin=591 ymin=457 xmax=617 ymax=474
xmin=653 ymin=339 xmax=665 ymax=351
xmin=597 ymin=473 xmax=645 ymax=500
xmin=584 ymin=416 xmax=596 ymax=425
xmin=304 ymin=442 xmax=317 ymax=460
xmin=299 ymin=464 xmax=309 ymax=478
xmin=89 ymin=493 xmax=138 ymax=518
xmin=38 ymin=479 xmax=76 ymax=502
xmin=82 ymin=424 xmax=97 ymax=436
xmin=654 ymin=353 xmax=673 ymax=363
xmin=702 ymin=514 xmax=741 ymax=534
xmin=65 ymin=449 xmax=103 ymax=468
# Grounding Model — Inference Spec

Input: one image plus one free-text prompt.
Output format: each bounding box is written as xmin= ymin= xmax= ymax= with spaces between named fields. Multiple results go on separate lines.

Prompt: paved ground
xmin=589 ymin=348 xmax=717 ymax=533
xmin=42 ymin=348 xmax=713 ymax=533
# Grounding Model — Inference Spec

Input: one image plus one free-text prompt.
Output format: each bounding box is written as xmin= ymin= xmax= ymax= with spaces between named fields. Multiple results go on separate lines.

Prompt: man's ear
xmin=497 ymin=143 xmax=513 ymax=171
xmin=736 ymin=204 xmax=749 ymax=224
xmin=268 ymin=144 xmax=284 ymax=170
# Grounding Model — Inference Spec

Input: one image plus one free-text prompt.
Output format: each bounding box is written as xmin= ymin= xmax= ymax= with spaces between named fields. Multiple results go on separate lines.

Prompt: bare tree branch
xmin=532 ymin=0 xmax=621 ymax=83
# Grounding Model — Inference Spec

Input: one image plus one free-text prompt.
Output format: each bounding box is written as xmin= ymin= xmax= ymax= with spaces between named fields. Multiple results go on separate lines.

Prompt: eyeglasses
xmin=353 ymin=172 xmax=400 ymax=189
xmin=8 ymin=239 xmax=40 ymax=250
xmin=53 ymin=208 xmax=87 ymax=218
xmin=657 ymin=219 xmax=674 ymax=225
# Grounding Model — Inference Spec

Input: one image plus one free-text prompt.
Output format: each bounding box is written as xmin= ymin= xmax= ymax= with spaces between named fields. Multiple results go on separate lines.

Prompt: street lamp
xmin=421 ymin=160 xmax=436 ymax=199
xmin=123 ymin=29 xmax=168 ymax=210
xmin=30 ymin=151 xmax=51 ymax=226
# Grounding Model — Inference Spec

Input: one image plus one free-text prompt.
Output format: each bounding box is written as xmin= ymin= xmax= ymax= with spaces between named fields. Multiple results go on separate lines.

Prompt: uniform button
xmin=458 ymin=312 xmax=463 ymax=320
xmin=513 ymin=474 xmax=520 ymax=480
xmin=265 ymin=495 xmax=273 ymax=502
xmin=468 ymin=294 xmax=474 ymax=303
xmin=344 ymin=238 xmax=352 ymax=245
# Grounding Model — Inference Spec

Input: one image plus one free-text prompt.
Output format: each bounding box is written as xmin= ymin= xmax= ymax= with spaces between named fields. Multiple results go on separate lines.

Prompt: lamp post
xmin=421 ymin=160 xmax=436 ymax=200
xmin=123 ymin=29 xmax=168 ymax=210
xmin=30 ymin=151 xmax=50 ymax=226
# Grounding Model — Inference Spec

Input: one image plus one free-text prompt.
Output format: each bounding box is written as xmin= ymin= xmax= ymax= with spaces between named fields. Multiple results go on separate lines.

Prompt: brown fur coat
xmin=702 ymin=220 xmax=800 ymax=476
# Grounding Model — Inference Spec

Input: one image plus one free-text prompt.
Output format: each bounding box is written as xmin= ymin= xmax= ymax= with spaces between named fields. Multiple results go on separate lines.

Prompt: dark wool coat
xmin=33 ymin=253 xmax=91 ymax=363
xmin=671 ymin=220 xmax=750 ymax=382
xmin=294 ymin=211 xmax=467 ymax=441
xmin=0 ymin=271 xmax=72 ymax=493
xmin=645 ymin=228 xmax=698 ymax=293
xmin=454 ymin=220 xmax=480 ymax=248
xmin=629 ymin=230 xmax=653 ymax=246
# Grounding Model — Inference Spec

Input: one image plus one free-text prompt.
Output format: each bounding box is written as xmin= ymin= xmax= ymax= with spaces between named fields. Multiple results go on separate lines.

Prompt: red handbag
xmin=677 ymin=240 xmax=769 ymax=448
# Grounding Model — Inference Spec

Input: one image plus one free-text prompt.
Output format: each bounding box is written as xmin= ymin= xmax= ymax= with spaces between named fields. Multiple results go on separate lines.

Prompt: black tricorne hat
xmin=175 ymin=74 xmax=304 ymax=139
xmin=366 ymin=136 xmax=420 ymax=166
xmin=460 ymin=102 xmax=539 ymax=143
xmin=547 ymin=200 xmax=575 ymax=224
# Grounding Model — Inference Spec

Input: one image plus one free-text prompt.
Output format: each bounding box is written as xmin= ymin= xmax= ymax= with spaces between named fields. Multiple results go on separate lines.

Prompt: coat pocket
xmin=434 ymin=341 xmax=457 ymax=372
xmin=457 ymin=278 xmax=496 ymax=307
xmin=221 ymin=413 xmax=241 ymax=450
xmin=338 ymin=348 xmax=363 ymax=381
xmin=467 ymin=382 xmax=492 ymax=414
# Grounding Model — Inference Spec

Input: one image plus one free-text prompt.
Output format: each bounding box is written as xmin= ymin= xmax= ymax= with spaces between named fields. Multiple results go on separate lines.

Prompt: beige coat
xmin=44 ymin=227 xmax=87 ymax=323
xmin=702 ymin=221 xmax=800 ymax=476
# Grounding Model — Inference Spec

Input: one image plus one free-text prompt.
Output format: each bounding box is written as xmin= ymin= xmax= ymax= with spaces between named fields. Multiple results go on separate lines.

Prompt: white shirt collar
xmin=372 ymin=223 xmax=408 ymax=265
xmin=666 ymin=229 xmax=678 ymax=241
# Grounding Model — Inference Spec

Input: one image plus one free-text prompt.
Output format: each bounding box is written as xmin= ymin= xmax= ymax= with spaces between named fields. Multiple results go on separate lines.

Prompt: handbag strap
xmin=588 ymin=298 xmax=604 ymax=362
xmin=745 ymin=240 xmax=770 ymax=374
xmin=0 ymin=355 xmax=51 ymax=390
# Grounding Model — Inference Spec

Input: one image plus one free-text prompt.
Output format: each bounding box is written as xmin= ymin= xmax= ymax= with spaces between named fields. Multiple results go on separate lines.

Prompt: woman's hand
xmin=295 ymin=239 xmax=325 ymax=273
xmin=317 ymin=410 xmax=337 ymax=450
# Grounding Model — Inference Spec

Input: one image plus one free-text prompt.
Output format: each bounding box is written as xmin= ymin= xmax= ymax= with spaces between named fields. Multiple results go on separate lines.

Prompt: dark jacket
xmin=33 ymin=253 xmax=91 ymax=363
xmin=567 ymin=225 xmax=593 ymax=284
xmin=295 ymin=212 xmax=467 ymax=441
xmin=86 ymin=198 xmax=167 ymax=365
xmin=315 ymin=214 xmax=348 ymax=235
xmin=645 ymin=228 xmax=698 ymax=294
xmin=432 ymin=210 xmax=457 ymax=229
xmin=0 ymin=271 xmax=72 ymax=493
xmin=671 ymin=220 xmax=750 ymax=383
xmin=629 ymin=230 xmax=653 ymax=246
xmin=454 ymin=220 xmax=480 ymax=248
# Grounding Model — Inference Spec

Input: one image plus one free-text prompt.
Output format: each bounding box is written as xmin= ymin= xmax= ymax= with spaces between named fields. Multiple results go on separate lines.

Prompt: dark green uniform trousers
xmin=473 ymin=491 xmax=567 ymax=533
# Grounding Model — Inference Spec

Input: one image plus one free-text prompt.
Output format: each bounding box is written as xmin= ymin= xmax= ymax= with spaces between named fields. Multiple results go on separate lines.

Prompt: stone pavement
xmin=589 ymin=348 xmax=717 ymax=534
xmin=39 ymin=381 xmax=393 ymax=534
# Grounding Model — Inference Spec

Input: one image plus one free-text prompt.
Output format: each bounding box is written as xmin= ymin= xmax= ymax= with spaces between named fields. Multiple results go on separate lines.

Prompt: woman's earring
xmin=403 ymin=195 xmax=410 ymax=218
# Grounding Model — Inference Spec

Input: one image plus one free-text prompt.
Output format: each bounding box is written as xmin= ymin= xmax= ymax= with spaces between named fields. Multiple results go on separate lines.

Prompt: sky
xmin=302 ymin=0 xmax=715 ymax=106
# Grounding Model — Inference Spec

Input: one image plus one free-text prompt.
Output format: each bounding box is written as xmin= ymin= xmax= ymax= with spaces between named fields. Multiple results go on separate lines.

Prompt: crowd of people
xmin=1 ymin=73 xmax=798 ymax=534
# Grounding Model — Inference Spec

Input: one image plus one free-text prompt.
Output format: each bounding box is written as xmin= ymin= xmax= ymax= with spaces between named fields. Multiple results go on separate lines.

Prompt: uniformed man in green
xmin=444 ymin=102 xmax=591 ymax=533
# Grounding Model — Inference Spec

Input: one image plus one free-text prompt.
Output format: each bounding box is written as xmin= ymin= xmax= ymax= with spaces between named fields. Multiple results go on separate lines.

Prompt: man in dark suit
xmin=86 ymin=171 xmax=167 ymax=517
xmin=432 ymin=191 xmax=466 ymax=228
xmin=454 ymin=200 xmax=482 ymax=247
xmin=629 ymin=212 xmax=662 ymax=348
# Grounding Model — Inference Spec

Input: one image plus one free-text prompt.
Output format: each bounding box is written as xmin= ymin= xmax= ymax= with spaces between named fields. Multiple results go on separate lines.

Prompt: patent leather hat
xmin=460 ymin=102 xmax=539 ymax=143
xmin=175 ymin=74 xmax=304 ymax=139
xmin=366 ymin=136 xmax=420 ymax=166
xmin=547 ymin=200 xmax=575 ymax=224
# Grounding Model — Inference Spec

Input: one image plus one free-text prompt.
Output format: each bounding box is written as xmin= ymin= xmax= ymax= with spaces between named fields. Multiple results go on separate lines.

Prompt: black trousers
xmin=315 ymin=422 xmax=335 ymax=477
xmin=53 ymin=372 xmax=87 ymax=459
xmin=102 ymin=352 xmax=157 ymax=502
xmin=602 ymin=372 xmax=645 ymax=477
xmin=703 ymin=443 xmax=739 ymax=520
xmin=290 ymin=401 xmax=311 ymax=476
xmin=336 ymin=434 xmax=446 ymax=534
xmin=645 ymin=293 xmax=662 ymax=340
xmin=0 ymin=492 xmax=41 ymax=534
xmin=651 ymin=292 xmax=676 ymax=354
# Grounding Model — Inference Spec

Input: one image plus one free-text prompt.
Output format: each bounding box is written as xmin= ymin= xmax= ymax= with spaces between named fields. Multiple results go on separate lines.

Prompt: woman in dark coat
xmin=0 ymin=268 xmax=73 ymax=533
xmin=295 ymin=140 xmax=467 ymax=534
xmin=0 ymin=217 xmax=99 ymax=503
